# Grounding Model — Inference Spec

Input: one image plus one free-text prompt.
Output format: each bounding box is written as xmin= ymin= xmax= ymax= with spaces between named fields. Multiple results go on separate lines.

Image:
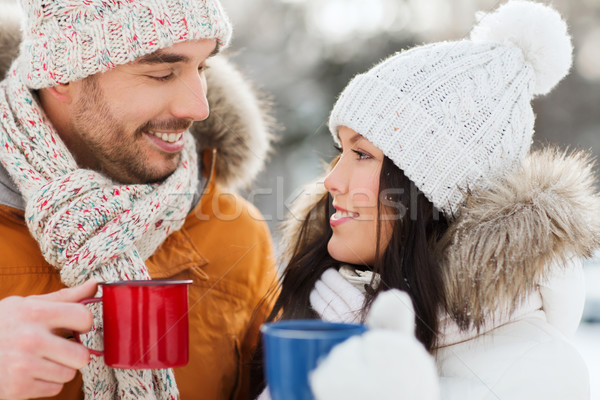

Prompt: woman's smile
xmin=330 ymin=205 xmax=360 ymax=227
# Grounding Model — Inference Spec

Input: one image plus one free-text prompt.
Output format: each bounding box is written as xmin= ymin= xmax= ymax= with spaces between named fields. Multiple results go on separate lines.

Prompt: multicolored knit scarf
xmin=0 ymin=65 xmax=199 ymax=399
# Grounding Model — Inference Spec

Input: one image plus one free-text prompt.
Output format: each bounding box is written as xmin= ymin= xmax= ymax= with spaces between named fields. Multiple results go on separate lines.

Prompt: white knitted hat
xmin=329 ymin=0 xmax=572 ymax=216
xmin=17 ymin=0 xmax=232 ymax=89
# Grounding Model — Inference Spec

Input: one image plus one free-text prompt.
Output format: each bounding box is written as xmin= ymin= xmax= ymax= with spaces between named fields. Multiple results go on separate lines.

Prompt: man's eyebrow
xmin=136 ymin=50 xmax=188 ymax=65
xmin=135 ymin=42 xmax=220 ymax=65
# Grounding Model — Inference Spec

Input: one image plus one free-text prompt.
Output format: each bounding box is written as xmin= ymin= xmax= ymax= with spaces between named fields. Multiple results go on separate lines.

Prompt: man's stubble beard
xmin=72 ymin=77 xmax=179 ymax=184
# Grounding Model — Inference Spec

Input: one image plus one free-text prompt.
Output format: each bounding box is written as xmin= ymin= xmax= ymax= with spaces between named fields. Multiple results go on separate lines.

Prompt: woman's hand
xmin=309 ymin=268 xmax=365 ymax=323
xmin=310 ymin=289 xmax=440 ymax=400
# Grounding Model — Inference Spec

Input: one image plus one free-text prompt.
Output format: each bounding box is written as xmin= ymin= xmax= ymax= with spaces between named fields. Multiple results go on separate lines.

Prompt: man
xmin=0 ymin=1 xmax=276 ymax=399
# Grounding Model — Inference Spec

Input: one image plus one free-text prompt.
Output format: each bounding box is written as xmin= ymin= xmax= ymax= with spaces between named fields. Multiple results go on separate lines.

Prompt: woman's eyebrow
xmin=349 ymin=133 xmax=364 ymax=145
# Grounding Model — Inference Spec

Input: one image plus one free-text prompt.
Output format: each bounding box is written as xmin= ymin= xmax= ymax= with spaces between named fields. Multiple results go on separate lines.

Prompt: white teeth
xmin=148 ymin=131 xmax=183 ymax=144
xmin=331 ymin=210 xmax=359 ymax=220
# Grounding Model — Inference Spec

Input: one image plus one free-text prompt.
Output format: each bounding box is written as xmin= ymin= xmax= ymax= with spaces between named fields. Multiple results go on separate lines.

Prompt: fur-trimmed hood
xmin=194 ymin=56 xmax=274 ymax=190
xmin=281 ymin=148 xmax=600 ymax=329
xmin=440 ymin=147 xmax=600 ymax=329
xmin=0 ymin=5 xmax=273 ymax=191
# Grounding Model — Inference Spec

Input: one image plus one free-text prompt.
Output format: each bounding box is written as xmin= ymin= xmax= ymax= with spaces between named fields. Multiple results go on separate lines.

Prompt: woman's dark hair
xmin=372 ymin=157 xmax=448 ymax=349
xmin=248 ymin=156 xmax=448 ymax=398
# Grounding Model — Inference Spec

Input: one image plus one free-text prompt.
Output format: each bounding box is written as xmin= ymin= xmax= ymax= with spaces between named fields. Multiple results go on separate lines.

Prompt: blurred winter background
xmin=1 ymin=0 xmax=598 ymax=396
xmin=216 ymin=0 xmax=600 ymax=397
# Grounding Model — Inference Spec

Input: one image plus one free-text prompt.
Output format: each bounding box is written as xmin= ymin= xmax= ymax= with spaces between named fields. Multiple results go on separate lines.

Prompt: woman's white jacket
xmin=290 ymin=148 xmax=600 ymax=400
xmin=430 ymin=148 xmax=598 ymax=399
xmin=436 ymin=259 xmax=589 ymax=400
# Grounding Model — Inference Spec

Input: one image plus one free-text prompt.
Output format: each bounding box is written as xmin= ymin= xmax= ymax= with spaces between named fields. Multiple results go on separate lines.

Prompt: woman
xmin=253 ymin=1 xmax=600 ymax=399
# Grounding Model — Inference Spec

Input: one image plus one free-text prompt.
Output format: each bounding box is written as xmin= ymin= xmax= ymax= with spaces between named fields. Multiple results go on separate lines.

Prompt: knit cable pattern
xmin=328 ymin=0 xmax=573 ymax=218
xmin=0 ymin=65 xmax=199 ymax=399
xmin=18 ymin=0 xmax=232 ymax=89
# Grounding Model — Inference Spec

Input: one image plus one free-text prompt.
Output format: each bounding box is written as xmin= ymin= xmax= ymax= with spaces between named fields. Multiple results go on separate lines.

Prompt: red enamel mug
xmin=75 ymin=280 xmax=192 ymax=369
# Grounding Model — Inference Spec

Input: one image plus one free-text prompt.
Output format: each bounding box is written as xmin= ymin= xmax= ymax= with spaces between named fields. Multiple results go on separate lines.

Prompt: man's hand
xmin=0 ymin=280 xmax=97 ymax=400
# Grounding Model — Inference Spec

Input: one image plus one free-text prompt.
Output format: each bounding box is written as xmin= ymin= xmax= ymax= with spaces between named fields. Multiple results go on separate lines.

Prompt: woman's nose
xmin=324 ymin=157 xmax=349 ymax=196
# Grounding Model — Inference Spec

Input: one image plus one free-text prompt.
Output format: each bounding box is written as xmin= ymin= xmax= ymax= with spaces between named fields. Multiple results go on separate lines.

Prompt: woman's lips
xmin=330 ymin=207 xmax=360 ymax=227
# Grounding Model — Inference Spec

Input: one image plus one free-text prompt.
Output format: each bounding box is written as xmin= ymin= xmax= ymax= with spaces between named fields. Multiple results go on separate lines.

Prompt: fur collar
xmin=440 ymin=147 xmax=600 ymax=329
xmin=0 ymin=5 xmax=273 ymax=191
xmin=280 ymin=149 xmax=600 ymax=328
xmin=193 ymin=56 xmax=274 ymax=190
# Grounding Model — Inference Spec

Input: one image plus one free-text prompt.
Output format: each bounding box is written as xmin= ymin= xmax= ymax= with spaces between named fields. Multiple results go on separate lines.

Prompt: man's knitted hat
xmin=329 ymin=0 xmax=572 ymax=217
xmin=16 ymin=0 xmax=232 ymax=89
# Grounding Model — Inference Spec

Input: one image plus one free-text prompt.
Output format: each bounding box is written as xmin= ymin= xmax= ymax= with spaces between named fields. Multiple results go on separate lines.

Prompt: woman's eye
xmin=198 ymin=65 xmax=210 ymax=73
xmin=352 ymin=149 xmax=371 ymax=160
xmin=333 ymin=145 xmax=342 ymax=153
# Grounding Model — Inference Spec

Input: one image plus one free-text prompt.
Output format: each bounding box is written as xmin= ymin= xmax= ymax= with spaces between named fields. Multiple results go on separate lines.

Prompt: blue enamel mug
xmin=261 ymin=320 xmax=367 ymax=400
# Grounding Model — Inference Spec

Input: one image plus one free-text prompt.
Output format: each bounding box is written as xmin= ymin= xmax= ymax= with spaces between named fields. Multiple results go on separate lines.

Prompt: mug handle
xmin=73 ymin=298 xmax=103 ymax=357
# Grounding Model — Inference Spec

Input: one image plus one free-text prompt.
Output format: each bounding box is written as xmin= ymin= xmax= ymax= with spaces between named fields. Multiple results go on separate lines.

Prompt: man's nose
xmin=170 ymin=73 xmax=210 ymax=122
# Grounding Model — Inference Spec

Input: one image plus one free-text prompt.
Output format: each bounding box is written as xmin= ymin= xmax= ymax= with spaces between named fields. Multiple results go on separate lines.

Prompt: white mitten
xmin=310 ymin=290 xmax=440 ymax=400
xmin=255 ymin=386 xmax=271 ymax=400
xmin=309 ymin=268 xmax=365 ymax=323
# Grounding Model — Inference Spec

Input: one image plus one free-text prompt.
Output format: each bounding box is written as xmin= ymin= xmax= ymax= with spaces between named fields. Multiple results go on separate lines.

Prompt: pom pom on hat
xmin=329 ymin=0 xmax=574 ymax=217
xmin=470 ymin=0 xmax=572 ymax=95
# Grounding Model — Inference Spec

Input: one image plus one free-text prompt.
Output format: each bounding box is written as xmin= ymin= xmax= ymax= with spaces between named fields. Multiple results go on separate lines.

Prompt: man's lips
xmin=144 ymin=130 xmax=186 ymax=153
xmin=146 ymin=130 xmax=185 ymax=143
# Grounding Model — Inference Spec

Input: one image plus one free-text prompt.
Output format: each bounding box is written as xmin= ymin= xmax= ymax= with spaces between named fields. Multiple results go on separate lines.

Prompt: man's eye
xmin=198 ymin=65 xmax=210 ymax=73
xmin=149 ymin=73 xmax=174 ymax=81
